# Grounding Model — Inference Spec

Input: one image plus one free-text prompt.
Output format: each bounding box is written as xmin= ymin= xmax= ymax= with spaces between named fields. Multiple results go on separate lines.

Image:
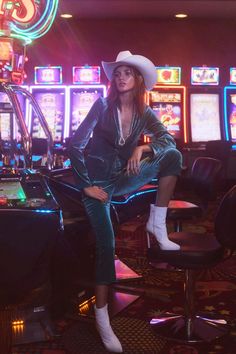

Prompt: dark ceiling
xmin=58 ymin=0 xmax=236 ymax=20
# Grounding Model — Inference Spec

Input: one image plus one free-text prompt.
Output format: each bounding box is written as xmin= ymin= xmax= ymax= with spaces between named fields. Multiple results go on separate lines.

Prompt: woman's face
xmin=113 ymin=65 xmax=136 ymax=93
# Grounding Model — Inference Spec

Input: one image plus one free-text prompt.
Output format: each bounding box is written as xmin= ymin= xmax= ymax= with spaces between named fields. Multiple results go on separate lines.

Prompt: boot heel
xmin=146 ymin=231 xmax=151 ymax=249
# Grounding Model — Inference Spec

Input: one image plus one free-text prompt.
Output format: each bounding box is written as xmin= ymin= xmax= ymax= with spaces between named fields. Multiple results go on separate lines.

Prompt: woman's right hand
xmin=83 ymin=186 xmax=108 ymax=203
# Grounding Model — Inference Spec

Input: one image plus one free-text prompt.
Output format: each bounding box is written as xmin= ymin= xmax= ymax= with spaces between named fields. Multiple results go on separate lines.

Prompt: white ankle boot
xmin=146 ymin=204 xmax=180 ymax=250
xmin=94 ymin=304 xmax=123 ymax=353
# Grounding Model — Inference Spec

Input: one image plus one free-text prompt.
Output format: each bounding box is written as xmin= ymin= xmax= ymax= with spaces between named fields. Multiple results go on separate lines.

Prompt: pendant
xmin=119 ymin=137 xmax=126 ymax=146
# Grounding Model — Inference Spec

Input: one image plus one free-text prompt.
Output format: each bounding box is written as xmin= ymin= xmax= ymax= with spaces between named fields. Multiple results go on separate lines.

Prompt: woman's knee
xmin=161 ymin=148 xmax=183 ymax=175
xmin=165 ymin=148 xmax=182 ymax=164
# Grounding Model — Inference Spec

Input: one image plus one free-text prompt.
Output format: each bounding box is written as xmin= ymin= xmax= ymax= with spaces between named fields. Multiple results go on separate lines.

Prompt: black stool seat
xmin=148 ymin=232 xmax=224 ymax=269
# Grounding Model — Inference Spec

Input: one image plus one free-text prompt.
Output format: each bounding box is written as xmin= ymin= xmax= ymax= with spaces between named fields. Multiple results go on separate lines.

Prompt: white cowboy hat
xmin=102 ymin=50 xmax=157 ymax=90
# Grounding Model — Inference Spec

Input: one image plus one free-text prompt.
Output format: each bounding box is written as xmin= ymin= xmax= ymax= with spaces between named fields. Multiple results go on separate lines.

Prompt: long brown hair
xmin=107 ymin=66 xmax=146 ymax=116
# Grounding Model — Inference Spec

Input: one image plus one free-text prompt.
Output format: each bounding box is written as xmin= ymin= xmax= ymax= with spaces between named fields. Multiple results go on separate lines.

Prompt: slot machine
xmin=147 ymin=66 xmax=187 ymax=149
xmin=223 ymin=67 xmax=236 ymax=150
xmin=67 ymin=65 xmax=107 ymax=139
xmin=0 ymin=86 xmax=29 ymax=166
xmin=188 ymin=66 xmax=223 ymax=147
xmin=29 ymin=66 xmax=67 ymax=167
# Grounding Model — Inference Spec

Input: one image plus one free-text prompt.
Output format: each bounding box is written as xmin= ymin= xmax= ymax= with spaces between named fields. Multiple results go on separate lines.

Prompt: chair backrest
xmin=205 ymin=140 xmax=231 ymax=162
xmin=215 ymin=184 xmax=236 ymax=250
xmin=191 ymin=157 xmax=223 ymax=202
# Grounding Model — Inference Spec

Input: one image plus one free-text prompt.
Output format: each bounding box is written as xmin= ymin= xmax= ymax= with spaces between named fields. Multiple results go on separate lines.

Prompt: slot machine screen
xmin=228 ymin=94 xmax=236 ymax=142
xmin=0 ymin=113 xmax=11 ymax=141
xmin=31 ymin=88 xmax=65 ymax=143
xmin=0 ymin=92 xmax=11 ymax=141
xmin=70 ymin=87 xmax=105 ymax=135
xmin=190 ymin=93 xmax=221 ymax=142
xmin=150 ymin=92 xmax=181 ymax=139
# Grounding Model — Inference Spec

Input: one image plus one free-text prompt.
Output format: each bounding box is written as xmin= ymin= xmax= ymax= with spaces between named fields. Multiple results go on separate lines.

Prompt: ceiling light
xmin=175 ymin=13 xmax=188 ymax=19
xmin=60 ymin=13 xmax=73 ymax=19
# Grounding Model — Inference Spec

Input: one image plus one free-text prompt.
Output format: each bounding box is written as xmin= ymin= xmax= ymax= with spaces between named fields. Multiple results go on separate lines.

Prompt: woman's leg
xmin=114 ymin=148 xmax=182 ymax=250
xmin=146 ymin=151 xmax=182 ymax=250
xmin=95 ymin=284 xmax=109 ymax=308
xmin=155 ymin=175 xmax=178 ymax=206
xmin=82 ymin=195 xmax=122 ymax=352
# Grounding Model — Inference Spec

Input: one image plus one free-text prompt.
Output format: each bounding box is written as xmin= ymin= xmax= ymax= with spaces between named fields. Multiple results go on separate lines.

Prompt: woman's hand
xmin=83 ymin=185 xmax=108 ymax=203
xmin=126 ymin=145 xmax=152 ymax=175
xmin=126 ymin=146 xmax=144 ymax=175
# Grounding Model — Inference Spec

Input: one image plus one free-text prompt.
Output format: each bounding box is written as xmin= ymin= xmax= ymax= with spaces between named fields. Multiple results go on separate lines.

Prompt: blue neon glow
xmin=223 ymin=86 xmax=236 ymax=142
xmin=35 ymin=209 xmax=55 ymax=213
xmin=111 ymin=189 xmax=157 ymax=205
xmin=223 ymin=86 xmax=230 ymax=141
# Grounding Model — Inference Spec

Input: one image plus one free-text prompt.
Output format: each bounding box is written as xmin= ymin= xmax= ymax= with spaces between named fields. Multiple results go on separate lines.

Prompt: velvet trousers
xmin=82 ymin=148 xmax=182 ymax=284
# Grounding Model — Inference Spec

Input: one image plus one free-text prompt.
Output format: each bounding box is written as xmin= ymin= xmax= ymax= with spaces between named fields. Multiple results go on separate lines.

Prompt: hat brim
xmin=102 ymin=54 xmax=157 ymax=91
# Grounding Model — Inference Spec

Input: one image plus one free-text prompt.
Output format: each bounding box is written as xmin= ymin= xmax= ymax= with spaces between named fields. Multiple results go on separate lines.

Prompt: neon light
xmin=191 ymin=66 xmax=219 ymax=86
xmin=0 ymin=0 xmax=36 ymax=23
xmin=35 ymin=209 xmax=55 ymax=213
xmin=34 ymin=66 xmax=62 ymax=84
xmin=12 ymin=0 xmax=36 ymax=23
xmin=111 ymin=189 xmax=157 ymax=205
xmin=230 ymin=68 xmax=236 ymax=85
xmin=73 ymin=66 xmax=101 ymax=84
xmin=9 ymin=0 xmax=59 ymax=40
xmin=224 ymin=87 xmax=230 ymax=141
xmin=156 ymin=67 xmax=181 ymax=85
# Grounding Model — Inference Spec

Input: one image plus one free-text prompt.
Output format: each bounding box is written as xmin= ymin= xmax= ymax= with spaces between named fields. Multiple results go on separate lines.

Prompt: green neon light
xmin=0 ymin=31 xmax=32 ymax=44
xmin=10 ymin=32 xmax=32 ymax=44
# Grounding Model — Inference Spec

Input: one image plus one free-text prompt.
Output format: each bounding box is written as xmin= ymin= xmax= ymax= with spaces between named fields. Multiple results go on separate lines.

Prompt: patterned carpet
xmin=10 ymin=199 xmax=236 ymax=354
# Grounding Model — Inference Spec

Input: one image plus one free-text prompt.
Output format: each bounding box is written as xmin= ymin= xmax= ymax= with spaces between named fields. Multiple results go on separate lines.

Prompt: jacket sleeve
xmin=67 ymin=98 xmax=103 ymax=190
xmin=143 ymin=106 xmax=176 ymax=155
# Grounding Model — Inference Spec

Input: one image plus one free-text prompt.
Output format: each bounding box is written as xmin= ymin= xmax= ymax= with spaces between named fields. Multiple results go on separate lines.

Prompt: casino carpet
xmin=11 ymin=199 xmax=236 ymax=354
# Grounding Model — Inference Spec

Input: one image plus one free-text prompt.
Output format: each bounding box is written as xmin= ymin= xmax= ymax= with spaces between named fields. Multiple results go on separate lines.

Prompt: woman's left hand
xmin=126 ymin=146 xmax=143 ymax=175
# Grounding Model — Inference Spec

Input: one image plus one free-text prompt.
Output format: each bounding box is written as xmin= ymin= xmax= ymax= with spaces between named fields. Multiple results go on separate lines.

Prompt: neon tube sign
xmin=0 ymin=0 xmax=59 ymax=42
xmin=0 ymin=0 xmax=36 ymax=24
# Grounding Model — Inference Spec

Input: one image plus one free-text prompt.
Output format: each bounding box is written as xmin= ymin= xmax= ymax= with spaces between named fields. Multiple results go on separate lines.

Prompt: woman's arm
xmin=144 ymin=107 xmax=176 ymax=155
xmin=67 ymin=98 xmax=103 ymax=190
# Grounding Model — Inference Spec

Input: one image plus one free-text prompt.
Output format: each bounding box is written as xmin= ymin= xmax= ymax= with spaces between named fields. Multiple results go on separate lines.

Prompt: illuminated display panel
xmin=0 ymin=88 xmax=29 ymax=141
xmin=191 ymin=67 xmax=219 ymax=86
xmin=0 ymin=38 xmax=14 ymax=82
xmin=190 ymin=93 xmax=221 ymax=142
xmin=34 ymin=66 xmax=62 ymax=84
xmin=0 ymin=92 xmax=12 ymax=141
xmin=0 ymin=38 xmax=13 ymax=61
xmin=0 ymin=181 xmax=26 ymax=200
xmin=68 ymin=85 xmax=106 ymax=136
xmin=230 ymin=68 xmax=236 ymax=85
xmin=30 ymin=86 xmax=67 ymax=143
xmin=228 ymin=94 xmax=236 ymax=141
xmin=150 ymin=91 xmax=182 ymax=139
xmin=224 ymin=88 xmax=236 ymax=144
xmin=73 ymin=66 xmax=101 ymax=84
xmin=156 ymin=67 xmax=181 ymax=85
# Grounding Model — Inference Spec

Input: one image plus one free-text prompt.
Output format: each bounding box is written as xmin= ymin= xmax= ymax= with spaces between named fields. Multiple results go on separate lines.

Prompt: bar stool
xmin=147 ymin=184 xmax=236 ymax=342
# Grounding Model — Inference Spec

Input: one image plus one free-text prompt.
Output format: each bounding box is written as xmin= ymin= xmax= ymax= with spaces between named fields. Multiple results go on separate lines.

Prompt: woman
xmin=68 ymin=50 xmax=182 ymax=353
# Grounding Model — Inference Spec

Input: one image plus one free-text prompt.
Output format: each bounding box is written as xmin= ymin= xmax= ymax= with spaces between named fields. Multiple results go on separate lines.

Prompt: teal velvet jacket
xmin=68 ymin=97 xmax=177 ymax=190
